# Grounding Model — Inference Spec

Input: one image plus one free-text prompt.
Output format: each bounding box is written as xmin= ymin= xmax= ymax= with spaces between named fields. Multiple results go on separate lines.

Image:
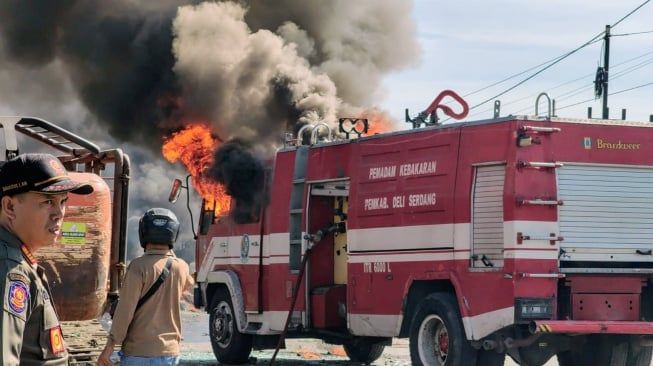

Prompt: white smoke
xmin=172 ymin=2 xmax=340 ymax=141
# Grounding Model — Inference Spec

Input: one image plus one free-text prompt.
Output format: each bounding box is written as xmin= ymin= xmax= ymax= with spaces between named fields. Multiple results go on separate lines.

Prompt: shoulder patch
xmin=49 ymin=326 xmax=66 ymax=355
xmin=8 ymin=272 xmax=30 ymax=285
xmin=7 ymin=280 xmax=30 ymax=316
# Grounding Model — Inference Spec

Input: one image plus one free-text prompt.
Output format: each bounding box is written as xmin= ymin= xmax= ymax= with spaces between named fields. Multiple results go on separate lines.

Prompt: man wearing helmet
xmin=97 ymin=208 xmax=193 ymax=366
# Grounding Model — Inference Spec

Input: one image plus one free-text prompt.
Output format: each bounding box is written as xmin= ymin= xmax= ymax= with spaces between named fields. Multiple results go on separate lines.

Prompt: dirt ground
xmin=177 ymin=310 xmax=558 ymax=366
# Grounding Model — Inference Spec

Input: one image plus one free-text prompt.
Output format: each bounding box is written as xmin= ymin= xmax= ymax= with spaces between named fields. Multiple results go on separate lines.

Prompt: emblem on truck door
xmin=240 ymin=234 xmax=250 ymax=263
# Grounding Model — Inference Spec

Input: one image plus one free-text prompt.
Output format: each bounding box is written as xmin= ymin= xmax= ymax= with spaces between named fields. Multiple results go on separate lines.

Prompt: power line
xmin=556 ymin=97 xmax=596 ymax=111
xmin=610 ymin=80 xmax=653 ymax=95
xmin=467 ymin=36 xmax=604 ymax=111
xmin=505 ymin=60 xmax=653 ymax=116
xmin=466 ymin=1 xmax=651 ymax=111
xmin=612 ymin=30 xmax=653 ymax=36
xmin=553 ymin=55 xmax=653 ymax=104
xmin=460 ymin=54 xmax=569 ymax=98
xmin=462 ymin=39 xmax=653 ymax=110
xmin=557 ymin=80 xmax=653 ymax=110
xmin=439 ymin=2 xmax=652 ymax=122
xmin=611 ymin=0 xmax=651 ymax=29
xmin=489 ymin=51 xmax=653 ymax=112
xmin=471 ymin=50 xmax=653 ymax=119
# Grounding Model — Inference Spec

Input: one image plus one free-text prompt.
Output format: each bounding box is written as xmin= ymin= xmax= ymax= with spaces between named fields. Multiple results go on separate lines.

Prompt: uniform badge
xmin=50 ymin=326 xmax=66 ymax=354
xmin=7 ymin=280 xmax=29 ymax=315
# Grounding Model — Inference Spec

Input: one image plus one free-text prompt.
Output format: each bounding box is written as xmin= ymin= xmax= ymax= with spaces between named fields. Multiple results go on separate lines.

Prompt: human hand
xmin=96 ymin=344 xmax=114 ymax=366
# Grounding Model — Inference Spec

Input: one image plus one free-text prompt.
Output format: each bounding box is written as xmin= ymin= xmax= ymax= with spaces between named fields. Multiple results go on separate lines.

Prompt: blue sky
xmin=381 ymin=0 xmax=653 ymax=124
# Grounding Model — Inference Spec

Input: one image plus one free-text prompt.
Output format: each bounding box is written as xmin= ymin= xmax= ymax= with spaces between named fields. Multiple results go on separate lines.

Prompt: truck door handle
xmin=636 ymin=249 xmax=652 ymax=256
xmin=219 ymin=242 xmax=228 ymax=247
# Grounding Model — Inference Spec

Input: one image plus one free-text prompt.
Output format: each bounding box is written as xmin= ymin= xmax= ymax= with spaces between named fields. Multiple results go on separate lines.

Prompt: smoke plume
xmin=207 ymin=139 xmax=268 ymax=224
xmin=0 ymin=0 xmax=419 ymax=252
xmin=0 ymin=0 xmax=418 ymax=145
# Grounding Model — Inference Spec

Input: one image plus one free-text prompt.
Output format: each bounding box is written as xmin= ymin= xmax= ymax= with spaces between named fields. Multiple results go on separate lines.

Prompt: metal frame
xmin=0 ymin=116 xmax=130 ymax=299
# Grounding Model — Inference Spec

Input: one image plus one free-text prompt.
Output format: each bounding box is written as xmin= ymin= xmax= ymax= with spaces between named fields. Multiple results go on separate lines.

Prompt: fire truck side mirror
xmin=168 ymin=179 xmax=182 ymax=203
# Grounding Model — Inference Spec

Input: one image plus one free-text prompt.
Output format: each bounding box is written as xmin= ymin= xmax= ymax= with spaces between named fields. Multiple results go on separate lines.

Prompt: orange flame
xmin=360 ymin=109 xmax=398 ymax=135
xmin=162 ymin=124 xmax=231 ymax=216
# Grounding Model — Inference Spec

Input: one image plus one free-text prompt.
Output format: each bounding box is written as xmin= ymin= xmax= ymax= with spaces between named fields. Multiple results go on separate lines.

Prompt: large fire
xmin=361 ymin=109 xmax=397 ymax=135
xmin=162 ymin=124 xmax=231 ymax=216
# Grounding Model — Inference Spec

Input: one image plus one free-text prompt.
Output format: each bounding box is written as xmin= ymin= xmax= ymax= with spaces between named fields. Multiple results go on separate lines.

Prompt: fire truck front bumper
xmin=531 ymin=320 xmax=653 ymax=335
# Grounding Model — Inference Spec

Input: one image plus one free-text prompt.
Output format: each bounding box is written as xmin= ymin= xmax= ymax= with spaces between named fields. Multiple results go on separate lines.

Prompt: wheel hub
xmin=438 ymin=331 xmax=449 ymax=355
xmin=418 ymin=314 xmax=449 ymax=365
xmin=212 ymin=300 xmax=234 ymax=348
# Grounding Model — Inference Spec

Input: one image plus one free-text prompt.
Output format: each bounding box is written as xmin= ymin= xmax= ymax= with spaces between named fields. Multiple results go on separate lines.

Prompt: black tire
xmin=208 ymin=289 xmax=253 ymax=365
xmin=409 ymin=292 xmax=477 ymax=366
xmin=557 ymin=350 xmax=583 ymax=366
xmin=557 ymin=336 xmax=628 ymax=366
xmin=343 ymin=337 xmax=385 ymax=363
xmin=477 ymin=349 xmax=505 ymax=366
xmin=626 ymin=345 xmax=653 ymax=366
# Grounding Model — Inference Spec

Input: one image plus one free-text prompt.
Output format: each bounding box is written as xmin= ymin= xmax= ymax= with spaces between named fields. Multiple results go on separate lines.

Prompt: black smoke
xmin=0 ymin=1 xmax=187 ymax=149
xmin=0 ymin=0 xmax=418 ymax=247
xmin=0 ymin=1 xmax=418 ymax=148
xmin=207 ymin=139 xmax=268 ymax=224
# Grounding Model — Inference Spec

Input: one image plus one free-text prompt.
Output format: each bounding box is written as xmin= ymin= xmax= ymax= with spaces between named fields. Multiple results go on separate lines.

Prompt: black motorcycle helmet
xmin=139 ymin=208 xmax=180 ymax=249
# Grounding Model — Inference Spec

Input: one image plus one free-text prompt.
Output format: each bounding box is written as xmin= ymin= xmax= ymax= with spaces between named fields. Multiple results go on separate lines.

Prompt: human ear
xmin=1 ymin=196 xmax=17 ymax=220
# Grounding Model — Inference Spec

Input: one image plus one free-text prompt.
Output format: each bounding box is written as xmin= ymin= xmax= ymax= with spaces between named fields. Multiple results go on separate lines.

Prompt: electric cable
xmin=439 ymin=2 xmax=652 ymax=121
xmin=556 ymin=80 xmax=653 ymax=111
xmin=504 ymin=46 xmax=653 ymax=116
xmin=610 ymin=0 xmax=651 ymax=29
xmin=466 ymin=37 xmax=604 ymax=111
xmin=610 ymin=80 xmax=653 ymax=95
xmin=612 ymin=30 xmax=653 ymax=36
xmin=468 ymin=0 xmax=650 ymax=110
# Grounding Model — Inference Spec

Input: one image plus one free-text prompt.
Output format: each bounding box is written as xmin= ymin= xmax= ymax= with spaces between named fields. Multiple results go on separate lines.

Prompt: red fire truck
xmin=191 ymin=95 xmax=653 ymax=366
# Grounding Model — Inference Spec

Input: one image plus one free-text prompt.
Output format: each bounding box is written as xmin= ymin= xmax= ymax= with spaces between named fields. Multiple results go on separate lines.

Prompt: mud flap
xmin=194 ymin=286 xmax=204 ymax=308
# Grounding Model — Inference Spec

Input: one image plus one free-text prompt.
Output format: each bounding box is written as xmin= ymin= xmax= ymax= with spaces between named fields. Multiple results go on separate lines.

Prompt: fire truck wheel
xmin=342 ymin=337 xmax=385 ymax=363
xmin=477 ymin=350 xmax=505 ymax=366
xmin=557 ymin=336 xmax=628 ymax=366
xmin=626 ymin=345 xmax=652 ymax=366
xmin=409 ymin=293 xmax=477 ymax=366
xmin=208 ymin=289 xmax=253 ymax=365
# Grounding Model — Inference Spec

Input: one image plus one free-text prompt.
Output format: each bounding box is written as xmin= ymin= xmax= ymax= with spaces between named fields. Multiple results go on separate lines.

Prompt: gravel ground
xmin=178 ymin=311 xmax=558 ymax=366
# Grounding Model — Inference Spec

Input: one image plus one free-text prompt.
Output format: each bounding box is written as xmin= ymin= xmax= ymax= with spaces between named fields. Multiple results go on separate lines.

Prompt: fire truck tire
xmin=409 ymin=292 xmax=477 ymax=366
xmin=557 ymin=336 xmax=628 ymax=366
xmin=208 ymin=289 xmax=253 ymax=365
xmin=342 ymin=337 xmax=385 ymax=363
xmin=626 ymin=345 xmax=652 ymax=366
xmin=477 ymin=350 xmax=505 ymax=366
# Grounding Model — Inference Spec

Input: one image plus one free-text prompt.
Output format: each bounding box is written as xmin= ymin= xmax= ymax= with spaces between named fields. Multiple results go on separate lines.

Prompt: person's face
xmin=10 ymin=192 xmax=68 ymax=248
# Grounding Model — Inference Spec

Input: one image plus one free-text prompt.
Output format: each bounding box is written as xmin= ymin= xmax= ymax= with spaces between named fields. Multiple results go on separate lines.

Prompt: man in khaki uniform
xmin=98 ymin=208 xmax=193 ymax=366
xmin=0 ymin=153 xmax=93 ymax=365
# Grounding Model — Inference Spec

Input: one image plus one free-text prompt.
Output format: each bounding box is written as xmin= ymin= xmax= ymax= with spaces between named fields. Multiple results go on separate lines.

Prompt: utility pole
xmin=602 ymin=24 xmax=611 ymax=119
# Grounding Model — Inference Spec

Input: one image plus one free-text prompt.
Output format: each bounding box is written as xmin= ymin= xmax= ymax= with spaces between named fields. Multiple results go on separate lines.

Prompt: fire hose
xmin=267 ymin=224 xmax=339 ymax=366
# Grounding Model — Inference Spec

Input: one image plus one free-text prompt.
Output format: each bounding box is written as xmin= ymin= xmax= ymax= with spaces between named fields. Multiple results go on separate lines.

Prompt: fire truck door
xmin=231 ymin=221 xmax=263 ymax=311
xmin=334 ymin=197 xmax=348 ymax=284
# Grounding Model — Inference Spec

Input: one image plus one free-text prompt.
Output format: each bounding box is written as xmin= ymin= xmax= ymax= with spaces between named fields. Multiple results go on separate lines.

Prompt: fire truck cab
xmin=195 ymin=113 xmax=653 ymax=366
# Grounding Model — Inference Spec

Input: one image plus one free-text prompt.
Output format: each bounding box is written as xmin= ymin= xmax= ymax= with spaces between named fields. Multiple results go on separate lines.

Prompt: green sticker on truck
xmin=61 ymin=222 xmax=87 ymax=245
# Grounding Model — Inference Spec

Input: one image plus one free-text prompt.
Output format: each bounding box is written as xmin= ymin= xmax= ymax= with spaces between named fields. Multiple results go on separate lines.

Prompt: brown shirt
xmin=109 ymin=249 xmax=192 ymax=356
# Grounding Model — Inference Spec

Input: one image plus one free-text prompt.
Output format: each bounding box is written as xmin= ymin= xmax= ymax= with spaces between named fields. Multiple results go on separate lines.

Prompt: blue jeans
xmin=119 ymin=352 xmax=180 ymax=366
